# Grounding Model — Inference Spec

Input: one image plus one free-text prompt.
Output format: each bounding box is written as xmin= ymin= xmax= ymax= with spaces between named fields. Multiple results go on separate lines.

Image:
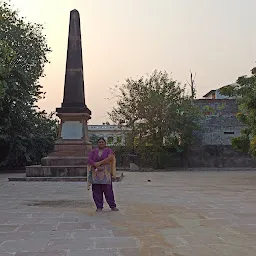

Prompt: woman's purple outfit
xmin=88 ymin=148 xmax=117 ymax=209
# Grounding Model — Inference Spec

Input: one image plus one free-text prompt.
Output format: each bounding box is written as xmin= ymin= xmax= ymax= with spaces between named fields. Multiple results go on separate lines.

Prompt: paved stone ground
xmin=0 ymin=171 xmax=256 ymax=256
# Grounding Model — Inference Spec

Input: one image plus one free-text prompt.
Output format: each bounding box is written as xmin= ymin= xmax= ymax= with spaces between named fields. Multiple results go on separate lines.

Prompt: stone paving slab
xmin=68 ymin=249 xmax=118 ymax=256
xmin=8 ymin=173 xmax=124 ymax=182
xmin=1 ymin=238 xmax=50 ymax=253
xmin=45 ymin=238 xmax=94 ymax=250
xmin=93 ymin=237 xmax=138 ymax=249
xmin=15 ymin=251 xmax=67 ymax=256
xmin=0 ymin=171 xmax=256 ymax=255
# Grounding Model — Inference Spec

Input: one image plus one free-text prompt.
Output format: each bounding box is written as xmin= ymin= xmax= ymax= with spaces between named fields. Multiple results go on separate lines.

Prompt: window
xmin=224 ymin=132 xmax=234 ymax=135
xmin=117 ymin=136 xmax=122 ymax=144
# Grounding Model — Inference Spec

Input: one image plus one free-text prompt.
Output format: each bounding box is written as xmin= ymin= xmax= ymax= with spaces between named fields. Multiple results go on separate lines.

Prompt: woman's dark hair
xmin=97 ymin=137 xmax=106 ymax=143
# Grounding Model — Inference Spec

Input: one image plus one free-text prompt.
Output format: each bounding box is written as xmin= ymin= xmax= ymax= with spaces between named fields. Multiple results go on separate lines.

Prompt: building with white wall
xmin=88 ymin=124 xmax=131 ymax=146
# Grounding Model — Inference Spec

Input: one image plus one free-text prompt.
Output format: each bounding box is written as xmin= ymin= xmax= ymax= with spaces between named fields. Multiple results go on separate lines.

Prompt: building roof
xmin=194 ymin=99 xmax=236 ymax=103
xmin=203 ymin=83 xmax=238 ymax=98
xmin=203 ymin=90 xmax=216 ymax=98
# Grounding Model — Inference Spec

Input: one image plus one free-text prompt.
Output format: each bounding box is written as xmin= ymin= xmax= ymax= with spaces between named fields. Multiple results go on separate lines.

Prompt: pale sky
xmin=10 ymin=0 xmax=256 ymax=124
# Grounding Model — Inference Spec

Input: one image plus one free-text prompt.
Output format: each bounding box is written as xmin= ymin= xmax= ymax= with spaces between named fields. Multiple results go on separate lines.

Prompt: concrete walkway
xmin=0 ymin=171 xmax=256 ymax=255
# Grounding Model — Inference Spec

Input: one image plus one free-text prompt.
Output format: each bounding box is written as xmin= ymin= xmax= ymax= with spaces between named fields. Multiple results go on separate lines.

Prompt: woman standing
xmin=87 ymin=138 xmax=119 ymax=212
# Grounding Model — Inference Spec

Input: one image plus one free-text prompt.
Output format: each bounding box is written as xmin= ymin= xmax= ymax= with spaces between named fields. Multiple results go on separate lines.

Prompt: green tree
xmin=0 ymin=1 xmax=57 ymax=168
xmin=0 ymin=40 xmax=15 ymax=99
xmin=109 ymin=70 xmax=200 ymax=168
xmin=219 ymin=67 xmax=256 ymax=156
xmin=89 ymin=134 xmax=100 ymax=146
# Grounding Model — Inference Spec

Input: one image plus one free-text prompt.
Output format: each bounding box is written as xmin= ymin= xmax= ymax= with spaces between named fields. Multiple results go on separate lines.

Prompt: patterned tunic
xmin=88 ymin=148 xmax=113 ymax=185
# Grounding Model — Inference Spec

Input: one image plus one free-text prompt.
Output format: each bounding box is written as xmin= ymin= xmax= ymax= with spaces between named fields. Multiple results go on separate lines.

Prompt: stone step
xmin=8 ymin=173 xmax=124 ymax=182
xmin=26 ymin=165 xmax=87 ymax=177
xmin=41 ymin=156 xmax=88 ymax=166
xmin=26 ymin=164 xmax=128 ymax=177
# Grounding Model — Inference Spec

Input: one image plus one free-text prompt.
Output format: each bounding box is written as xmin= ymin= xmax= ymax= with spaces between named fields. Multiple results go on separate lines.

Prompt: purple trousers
xmin=92 ymin=183 xmax=116 ymax=209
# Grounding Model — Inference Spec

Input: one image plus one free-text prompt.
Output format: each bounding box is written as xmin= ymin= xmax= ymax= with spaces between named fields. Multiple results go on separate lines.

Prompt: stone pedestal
xmin=26 ymin=113 xmax=92 ymax=177
xmin=45 ymin=112 xmax=91 ymax=157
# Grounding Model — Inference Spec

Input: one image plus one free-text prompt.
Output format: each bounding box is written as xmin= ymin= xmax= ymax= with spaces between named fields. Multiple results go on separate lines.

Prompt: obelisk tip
xmin=71 ymin=9 xmax=79 ymax=15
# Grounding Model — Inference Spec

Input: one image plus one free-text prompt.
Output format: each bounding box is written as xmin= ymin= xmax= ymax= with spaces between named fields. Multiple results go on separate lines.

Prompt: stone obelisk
xmin=26 ymin=10 xmax=92 ymax=177
xmin=57 ymin=9 xmax=91 ymax=116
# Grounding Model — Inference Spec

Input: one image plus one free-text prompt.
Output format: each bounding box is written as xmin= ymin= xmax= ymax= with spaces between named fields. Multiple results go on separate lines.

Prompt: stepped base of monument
xmin=41 ymin=156 xmax=88 ymax=166
xmin=8 ymin=173 xmax=124 ymax=182
xmin=26 ymin=165 xmax=87 ymax=177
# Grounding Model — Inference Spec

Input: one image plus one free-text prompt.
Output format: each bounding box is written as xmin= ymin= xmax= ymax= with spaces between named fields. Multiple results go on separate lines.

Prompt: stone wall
xmin=114 ymin=145 xmax=256 ymax=168
xmin=194 ymin=99 xmax=244 ymax=145
xmin=186 ymin=145 xmax=256 ymax=168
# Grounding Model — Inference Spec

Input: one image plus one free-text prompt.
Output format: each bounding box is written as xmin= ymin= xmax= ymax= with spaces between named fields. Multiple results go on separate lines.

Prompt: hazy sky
xmin=10 ymin=0 xmax=256 ymax=124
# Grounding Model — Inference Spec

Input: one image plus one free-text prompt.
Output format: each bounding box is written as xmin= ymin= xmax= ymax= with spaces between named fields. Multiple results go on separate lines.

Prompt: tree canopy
xmin=219 ymin=67 xmax=256 ymax=156
xmin=109 ymin=70 xmax=200 ymax=162
xmin=0 ymin=40 xmax=14 ymax=99
xmin=0 ymin=1 xmax=58 ymax=168
xmin=89 ymin=134 xmax=100 ymax=146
